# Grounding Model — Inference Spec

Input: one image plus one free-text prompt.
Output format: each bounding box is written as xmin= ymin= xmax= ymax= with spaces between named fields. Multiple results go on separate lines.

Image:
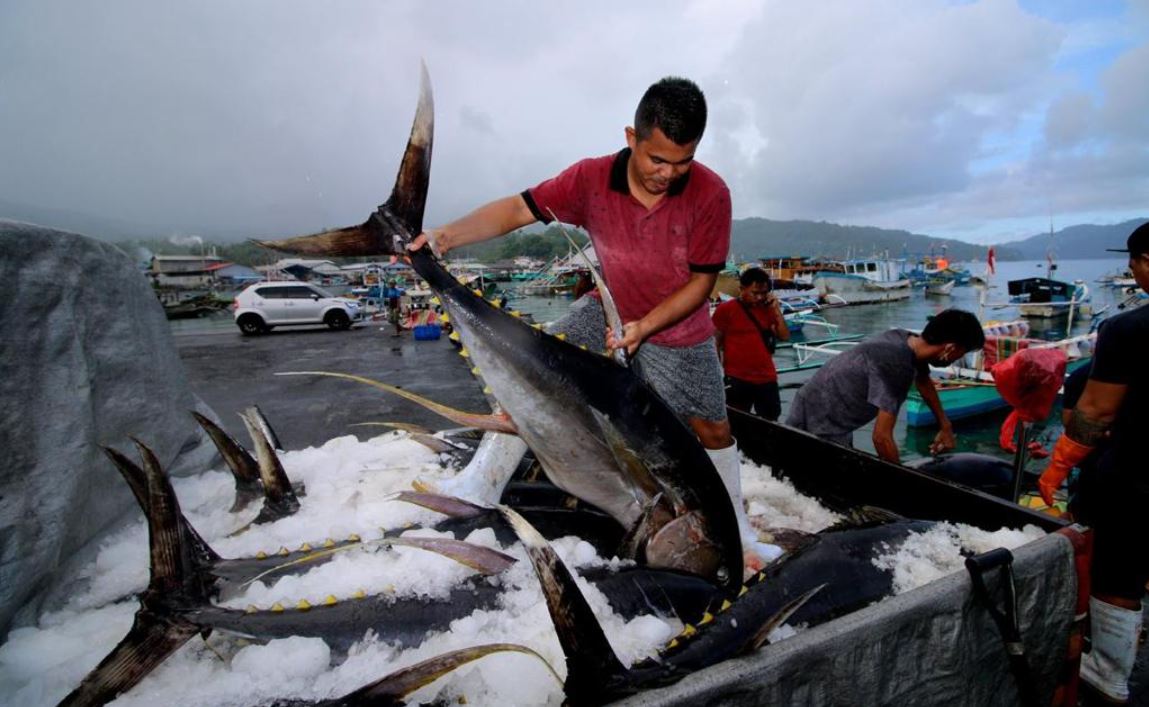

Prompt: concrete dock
xmin=176 ymin=322 xmax=488 ymax=450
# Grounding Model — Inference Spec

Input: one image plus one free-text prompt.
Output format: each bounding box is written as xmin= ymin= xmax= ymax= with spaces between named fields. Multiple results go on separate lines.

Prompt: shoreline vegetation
xmin=101 ymin=216 xmax=1147 ymax=268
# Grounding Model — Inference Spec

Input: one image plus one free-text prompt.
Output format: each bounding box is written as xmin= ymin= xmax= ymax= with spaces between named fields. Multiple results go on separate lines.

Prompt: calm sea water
xmin=171 ymin=258 xmax=1134 ymax=467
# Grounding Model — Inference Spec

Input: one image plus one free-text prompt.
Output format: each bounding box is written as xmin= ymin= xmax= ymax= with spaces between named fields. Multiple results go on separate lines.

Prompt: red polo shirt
xmin=712 ymin=299 xmax=781 ymax=383
xmin=522 ymin=149 xmax=731 ymax=347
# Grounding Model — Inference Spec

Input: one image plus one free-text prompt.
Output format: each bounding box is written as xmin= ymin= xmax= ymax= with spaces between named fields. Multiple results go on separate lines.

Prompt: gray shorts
xmin=548 ymin=297 xmax=727 ymax=423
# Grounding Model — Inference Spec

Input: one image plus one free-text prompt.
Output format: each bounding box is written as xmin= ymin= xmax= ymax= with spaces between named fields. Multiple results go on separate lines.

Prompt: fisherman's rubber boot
xmin=1079 ymin=597 xmax=1143 ymax=703
xmin=707 ymin=442 xmax=783 ymax=578
xmin=413 ymin=432 xmax=528 ymax=506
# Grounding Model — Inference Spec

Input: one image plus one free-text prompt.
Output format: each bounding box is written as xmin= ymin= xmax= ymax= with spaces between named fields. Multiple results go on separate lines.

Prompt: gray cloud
xmin=0 ymin=0 xmax=1145 ymax=244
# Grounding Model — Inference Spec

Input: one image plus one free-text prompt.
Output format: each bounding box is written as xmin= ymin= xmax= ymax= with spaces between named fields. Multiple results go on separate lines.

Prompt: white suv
xmin=232 ymin=282 xmax=362 ymax=335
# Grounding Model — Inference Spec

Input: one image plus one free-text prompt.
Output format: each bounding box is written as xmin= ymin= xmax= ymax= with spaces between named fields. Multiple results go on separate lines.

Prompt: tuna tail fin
xmin=330 ymin=643 xmax=559 ymax=706
xmin=191 ymin=411 xmax=262 ymax=513
xmin=64 ymin=442 xmax=215 ymax=706
xmin=57 ymin=612 xmax=200 ymax=707
xmin=239 ymin=406 xmax=301 ymax=523
xmin=253 ymin=63 xmax=433 ymax=258
xmin=498 ymin=506 xmax=632 ymax=704
xmin=102 ymin=444 xmax=221 ymax=569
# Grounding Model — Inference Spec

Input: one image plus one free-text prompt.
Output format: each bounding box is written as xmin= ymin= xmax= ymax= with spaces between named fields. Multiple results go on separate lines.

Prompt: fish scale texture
xmin=0 ymin=221 xmax=219 ymax=635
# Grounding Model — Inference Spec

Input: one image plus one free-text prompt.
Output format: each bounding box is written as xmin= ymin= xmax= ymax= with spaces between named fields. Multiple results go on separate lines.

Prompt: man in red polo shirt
xmin=713 ymin=267 xmax=790 ymax=420
xmin=409 ymin=77 xmax=776 ymax=567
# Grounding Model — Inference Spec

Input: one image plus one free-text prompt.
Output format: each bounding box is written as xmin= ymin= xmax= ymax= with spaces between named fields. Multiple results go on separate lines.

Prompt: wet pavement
xmin=176 ymin=321 xmax=487 ymax=451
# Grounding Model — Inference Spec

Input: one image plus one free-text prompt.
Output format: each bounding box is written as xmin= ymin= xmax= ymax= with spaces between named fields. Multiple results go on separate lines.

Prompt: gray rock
xmin=0 ymin=221 xmax=220 ymax=637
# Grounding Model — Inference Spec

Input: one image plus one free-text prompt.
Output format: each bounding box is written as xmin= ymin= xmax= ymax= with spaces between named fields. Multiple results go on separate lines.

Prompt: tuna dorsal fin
xmin=334 ymin=643 xmax=559 ymax=705
xmin=388 ymin=490 xmax=490 ymax=518
xmin=498 ymin=506 xmax=632 ymax=703
xmin=242 ymin=535 xmax=515 ymax=587
xmin=547 ymin=211 xmax=628 ymax=367
xmin=277 ymin=371 xmax=518 ymax=434
xmin=747 ymin=583 xmax=826 ymax=651
xmin=823 ymin=505 xmax=905 ymax=532
xmin=190 ymin=411 xmax=262 ymax=513
xmin=239 ymin=406 xmax=301 ymax=523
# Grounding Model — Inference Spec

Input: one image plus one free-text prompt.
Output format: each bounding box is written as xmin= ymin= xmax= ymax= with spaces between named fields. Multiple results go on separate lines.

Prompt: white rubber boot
xmin=413 ymin=432 xmax=528 ymax=506
xmin=707 ymin=442 xmax=783 ymax=576
xmin=1080 ymin=597 xmax=1143 ymax=703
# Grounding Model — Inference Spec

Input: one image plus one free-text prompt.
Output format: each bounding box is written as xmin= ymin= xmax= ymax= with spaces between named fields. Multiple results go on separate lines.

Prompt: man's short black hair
xmin=739 ymin=267 xmax=771 ymax=289
xmin=634 ymin=77 xmax=707 ymax=145
xmin=922 ymin=309 xmax=985 ymax=351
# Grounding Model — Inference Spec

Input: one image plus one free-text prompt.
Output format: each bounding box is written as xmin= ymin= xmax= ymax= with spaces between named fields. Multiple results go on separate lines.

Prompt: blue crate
xmin=413 ymin=324 xmax=441 ymax=341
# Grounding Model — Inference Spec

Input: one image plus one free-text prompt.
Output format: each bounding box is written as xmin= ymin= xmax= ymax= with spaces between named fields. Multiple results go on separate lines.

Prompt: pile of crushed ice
xmin=0 ymin=433 xmax=1042 ymax=706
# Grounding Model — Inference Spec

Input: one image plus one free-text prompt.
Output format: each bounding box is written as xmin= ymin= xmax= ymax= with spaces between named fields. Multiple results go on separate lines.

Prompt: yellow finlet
xmin=277 ymin=547 xmax=290 ymax=557
xmin=324 ymin=595 xmax=338 ymax=606
xmin=296 ymin=599 xmax=312 ymax=611
xmin=245 ymin=605 xmax=259 ymax=613
xmin=440 ymin=313 xmax=450 ymax=323
xmin=459 ymin=348 xmax=470 ymax=358
xmin=666 ymin=638 xmax=679 ymax=650
xmin=470 ymin=366 xmax=481 ymax=376
xmin=353 ymin=589 xmax=367 ymax=599
xmin=483 ymin=386 xmax=492 ymax=394
xmin=681 ymin=624 xmax=697 ymax=638
xmin=555 ymin=333 xmax=567 ymax=341
xmin=299 ymin=542 xmax=312 ymax=552
xmin=471 ymin=288 xmax=483 ymax=297
xmin=270 ymin=602 xmax=285 ymax=613
xmin=738 ymin=585 xmax=749 ymax=597
xmin=720 ymin=599 xmax=733 ymax=612
xmin=699 ymin=612 xmax=715 ymax=625
xmin=348 ymin=533 xmax=361 ymax=543
xmin=509 ymin=310 xmax=522 ymax=318
xmin=323 ymin=538 xmax=335 ymax=548
xmin=449 ymin=331 xmax=461 ymax=342
xmin=255 ymin=551 xmax=267 ymax=560
xmin=430 ymin=296 xmax=440 ymax=305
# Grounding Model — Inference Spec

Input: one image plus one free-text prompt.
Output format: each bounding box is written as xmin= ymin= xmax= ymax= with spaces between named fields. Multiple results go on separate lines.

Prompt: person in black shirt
xmin=1038 ymin=221 xmax=1149 ymax=702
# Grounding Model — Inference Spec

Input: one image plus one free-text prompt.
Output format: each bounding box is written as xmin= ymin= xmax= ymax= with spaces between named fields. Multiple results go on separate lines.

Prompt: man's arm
xmin=768 ymin=296 xmax=790 ymax=342
xmin=1067 ymin=380 xmax=1126 ymax=443
xmin=408 ymin=195 xmax=536 ymax=255
xmin=872 ymin=410 xmax=900 ymax=463
xmin=608 ymin=271 xmax=717 ymax=354
xmin=713 ymin=328 xmax=726 ymax=364
xmin=914 ymin=373 xmax=955 ymax=454
xmin=1037 ymin=379 xmax=1127 ymax=507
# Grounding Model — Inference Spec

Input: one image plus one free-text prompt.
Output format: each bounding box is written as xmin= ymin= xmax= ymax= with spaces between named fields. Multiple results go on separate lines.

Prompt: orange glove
xmin=1037 ymin=435 xmax=1094 ymax=507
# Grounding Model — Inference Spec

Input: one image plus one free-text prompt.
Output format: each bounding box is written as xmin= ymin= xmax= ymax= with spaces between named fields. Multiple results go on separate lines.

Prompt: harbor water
xmin=171 ymin=258 xmax=1133 ymax=468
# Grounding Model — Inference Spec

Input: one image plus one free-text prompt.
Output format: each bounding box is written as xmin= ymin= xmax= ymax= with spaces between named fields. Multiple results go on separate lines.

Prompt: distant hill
xmin=0 ymin=198 xmax=166 ymax=241
xmin=1002 ymin=218 xmax=1147 ymax=260
xmin=730 ymin=218 xmax=1015 ymax=263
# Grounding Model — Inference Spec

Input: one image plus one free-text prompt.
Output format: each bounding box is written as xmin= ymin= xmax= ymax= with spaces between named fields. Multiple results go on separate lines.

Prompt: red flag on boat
xmin=986 ymin=246 xmax=996 ymax=275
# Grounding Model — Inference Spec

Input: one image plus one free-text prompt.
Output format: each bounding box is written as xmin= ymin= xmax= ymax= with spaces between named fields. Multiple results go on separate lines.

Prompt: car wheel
xmin=325 ymin=309 xmax=351 ymax=331
xmin=237 ymin=313 xmax=268 ymax=336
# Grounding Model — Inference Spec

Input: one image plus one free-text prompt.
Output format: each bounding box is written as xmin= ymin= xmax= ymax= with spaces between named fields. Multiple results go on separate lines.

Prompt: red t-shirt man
xmin=712 ymin=268 xmax=789 ymax=420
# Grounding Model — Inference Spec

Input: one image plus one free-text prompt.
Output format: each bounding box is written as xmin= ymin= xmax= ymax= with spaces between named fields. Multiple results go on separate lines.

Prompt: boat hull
xmin=904 ymin=357 xmax=1092 ymax=427
xmin=812 ymin=273 xmax=911 ymax=304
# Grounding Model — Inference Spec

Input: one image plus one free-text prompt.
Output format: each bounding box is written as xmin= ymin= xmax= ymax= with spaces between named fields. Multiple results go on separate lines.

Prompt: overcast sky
xmin=1 ymin=0 xmax=1146 ymax=245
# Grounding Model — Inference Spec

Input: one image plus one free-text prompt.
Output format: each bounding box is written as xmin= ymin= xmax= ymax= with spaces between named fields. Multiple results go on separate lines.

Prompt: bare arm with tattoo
xmin=1066 ymin=380 xmax=1127 ymax=444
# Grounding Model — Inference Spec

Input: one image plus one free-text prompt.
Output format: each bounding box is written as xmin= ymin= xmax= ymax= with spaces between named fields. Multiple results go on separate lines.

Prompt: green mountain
xmin=730 ymin=218 xmax=1013 ymax=263
xmin=1000 ymin=218 xmax=1146 ymax=260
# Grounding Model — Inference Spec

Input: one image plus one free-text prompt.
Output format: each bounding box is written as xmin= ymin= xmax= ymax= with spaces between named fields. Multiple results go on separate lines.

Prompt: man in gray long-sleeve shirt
xmin=786 ymin=309 xmax=986 ymax=463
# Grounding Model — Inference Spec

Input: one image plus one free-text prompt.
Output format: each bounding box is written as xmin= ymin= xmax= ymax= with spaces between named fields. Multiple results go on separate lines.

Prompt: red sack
xmin=991 ymin=348 xmax=1067 ymax=422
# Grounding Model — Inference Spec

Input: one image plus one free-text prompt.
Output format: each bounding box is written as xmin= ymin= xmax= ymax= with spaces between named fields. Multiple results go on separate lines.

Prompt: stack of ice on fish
xmin=0 ymin=425 xmax=1043 ymax=707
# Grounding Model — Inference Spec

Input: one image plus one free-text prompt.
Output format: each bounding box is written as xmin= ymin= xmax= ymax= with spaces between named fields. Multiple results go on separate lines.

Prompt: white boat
xmin=925 ymin=279 xmax=955 ymax=296
xmin=1007 ymin=278 xmax=1092 ymax=319
xmin=812 ymin=258 xmax=911 ymax=305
